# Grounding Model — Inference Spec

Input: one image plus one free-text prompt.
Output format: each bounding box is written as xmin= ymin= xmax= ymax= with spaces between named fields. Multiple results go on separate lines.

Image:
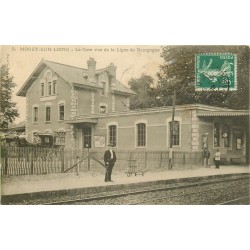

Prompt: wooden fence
xmin=0 ymin=146 xmax=203 ymax=176
xmin=0 ymin=147 xmax=90 ymax=176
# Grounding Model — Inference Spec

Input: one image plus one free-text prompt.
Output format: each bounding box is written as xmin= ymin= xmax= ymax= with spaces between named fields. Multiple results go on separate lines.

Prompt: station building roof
xmin=17 ymin=59 xmax=135 ymax=97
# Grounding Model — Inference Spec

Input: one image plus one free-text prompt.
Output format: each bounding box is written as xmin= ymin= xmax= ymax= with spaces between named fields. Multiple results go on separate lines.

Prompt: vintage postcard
xmin=0 ymin=45 xmax=249 ymax=205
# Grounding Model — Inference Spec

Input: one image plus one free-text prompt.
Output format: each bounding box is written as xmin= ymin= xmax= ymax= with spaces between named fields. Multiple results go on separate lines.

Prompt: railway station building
xmin=17 ymin=58 xmax=249 ymax=164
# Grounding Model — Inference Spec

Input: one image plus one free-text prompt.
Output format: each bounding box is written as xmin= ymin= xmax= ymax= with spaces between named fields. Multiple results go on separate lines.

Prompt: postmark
xmin=195 ymin=53 xmax=237 ymax=91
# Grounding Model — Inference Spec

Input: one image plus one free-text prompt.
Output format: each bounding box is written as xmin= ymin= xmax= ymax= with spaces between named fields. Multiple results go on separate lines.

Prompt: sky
xmin=1 ymin=45 xmax=164 ymax=123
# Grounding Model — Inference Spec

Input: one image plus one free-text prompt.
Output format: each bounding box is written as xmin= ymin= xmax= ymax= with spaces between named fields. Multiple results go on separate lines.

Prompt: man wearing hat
xmin=104 ymin=143 xmax=117 ymax=182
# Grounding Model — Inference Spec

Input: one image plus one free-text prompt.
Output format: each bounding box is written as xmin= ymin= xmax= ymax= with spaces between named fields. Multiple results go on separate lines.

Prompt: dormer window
xmin=53 ymin=80 xmax=57 ymax=95
xmin=40 ymin=69 xmax=57 ymax=98
xmin=48 ymin=82 xmax=52 ymax=95
xmin=101 ymin=82 xmax=105 ymax=96
xmin=100 ymin=105 xmax=107 ymax=113
xmin=41 ymin=83 xmax=45 ymax=96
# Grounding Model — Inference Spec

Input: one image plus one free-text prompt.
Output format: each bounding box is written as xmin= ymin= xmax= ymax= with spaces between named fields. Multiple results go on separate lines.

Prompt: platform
xmin=1 ymin=165 xmax=249 ymax=197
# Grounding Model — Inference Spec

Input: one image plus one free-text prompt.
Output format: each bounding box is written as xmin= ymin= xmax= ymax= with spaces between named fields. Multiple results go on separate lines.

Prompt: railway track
xmin=43 ymin=175 xmax=249 ymax=205
xmin=217 ymin=196 xmax=250 ymax=205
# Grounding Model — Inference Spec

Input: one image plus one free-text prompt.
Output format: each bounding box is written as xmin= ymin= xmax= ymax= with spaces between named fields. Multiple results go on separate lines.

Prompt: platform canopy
xmin=66 ymin=118 xmax=98 ymax=124
xmin=197 ymin=110 xmax=249 ymax=117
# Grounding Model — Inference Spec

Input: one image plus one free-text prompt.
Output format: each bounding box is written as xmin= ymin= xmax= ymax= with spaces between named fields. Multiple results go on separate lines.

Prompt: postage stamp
xmin=195 ymin=53 xmax=237 ymax=91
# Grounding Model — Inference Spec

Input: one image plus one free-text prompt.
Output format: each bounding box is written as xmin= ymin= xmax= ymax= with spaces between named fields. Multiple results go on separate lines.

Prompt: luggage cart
xmin=125 ymin=159 xmax=148 ymax=177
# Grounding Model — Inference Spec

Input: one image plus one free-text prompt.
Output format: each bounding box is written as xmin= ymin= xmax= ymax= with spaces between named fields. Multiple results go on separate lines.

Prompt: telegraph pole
xmin=0 ymin=65 xmax=3 ymax=127
xmin=169 ymin=89 xmax=176 ymax=170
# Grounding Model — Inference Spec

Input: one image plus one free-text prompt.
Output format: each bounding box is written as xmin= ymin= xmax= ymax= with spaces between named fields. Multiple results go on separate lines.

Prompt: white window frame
xmin=135 ymin=120 xmax=148 ymax=148
xmin=52 ymin=79 xmax=57 ymax=95
xmin=32 ymin=104 xmax=39 ymax=123
xmin=55 ymin=129 xmax=66 ymax=145
xmin=99 ymin=103 xmax=108 ymax=114
xmin=100 ymin=82 xmax=106 ymax=96
xmin=58 ymin=101 xmax=65 ymax=121
xmin=48 ymin=81 xmax=52 ymax=96
xmin=45 ymin=104 xmax=52 ymax=123
xmin=106 ymin=122 xmax=118 ymax=148
xmin=40 ymin=82 xmax=45 ymax=96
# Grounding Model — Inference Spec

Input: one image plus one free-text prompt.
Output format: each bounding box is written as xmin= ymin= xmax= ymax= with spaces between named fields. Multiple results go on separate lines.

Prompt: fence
xmin=0 ymin=146 xmax=203 ymax=176
xmin=90 ymin=150 xmax=203 ymax=173
xmin=0 ymin=147 xmax=93 ymax=176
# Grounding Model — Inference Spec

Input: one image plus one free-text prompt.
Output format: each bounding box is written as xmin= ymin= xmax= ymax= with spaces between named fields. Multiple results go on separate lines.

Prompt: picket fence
xmin=0 ymin=146 xmax=203 ymax=176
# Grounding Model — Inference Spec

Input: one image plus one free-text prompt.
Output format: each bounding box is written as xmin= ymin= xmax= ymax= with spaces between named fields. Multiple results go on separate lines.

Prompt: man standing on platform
xmin=104 ymin=143 xmax=117 ymax=182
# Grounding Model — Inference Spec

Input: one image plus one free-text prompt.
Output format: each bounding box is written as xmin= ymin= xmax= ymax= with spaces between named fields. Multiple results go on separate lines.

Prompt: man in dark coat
xmin=104 ymin=143 xmax=117 ymax=182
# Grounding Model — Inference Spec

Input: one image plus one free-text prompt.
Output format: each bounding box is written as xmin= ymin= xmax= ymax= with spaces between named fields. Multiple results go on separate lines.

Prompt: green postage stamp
xmin=195 ymin=53 xmax=237 ymax=91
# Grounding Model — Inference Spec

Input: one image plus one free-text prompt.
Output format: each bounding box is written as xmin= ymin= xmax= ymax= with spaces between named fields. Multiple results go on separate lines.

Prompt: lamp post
xmin=202 ymin=133 xmax=209 ymax=167
xmin=0 ymin=88 xmax=3 ymax=127
xmin=85 ymin=143 xmax=90 ymax=171
xmin=0 ymin=112 xmax=3 ymax=123
xmin=169 ymin=89 xmax=176 ymax=170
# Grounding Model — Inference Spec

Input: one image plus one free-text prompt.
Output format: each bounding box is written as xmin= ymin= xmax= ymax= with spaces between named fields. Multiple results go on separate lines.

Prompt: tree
xmin=0 ymin=63 xmax=19 ymax=128
xmin=128 ymin=74 xmax=158 ymax=109
xmin=156 ymin=46 xmax=249 ymax=109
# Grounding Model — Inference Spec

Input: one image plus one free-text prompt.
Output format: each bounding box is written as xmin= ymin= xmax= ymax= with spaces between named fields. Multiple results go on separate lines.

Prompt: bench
xmin=220 ymin=155 xmax=246 ymax=165
xmin=230 ymin=158 xmax=246 ymax=165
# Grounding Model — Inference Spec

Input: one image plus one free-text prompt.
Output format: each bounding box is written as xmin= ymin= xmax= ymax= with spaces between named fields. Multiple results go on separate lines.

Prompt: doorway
xmin=83 ymin=127 xmax=92 ymax=148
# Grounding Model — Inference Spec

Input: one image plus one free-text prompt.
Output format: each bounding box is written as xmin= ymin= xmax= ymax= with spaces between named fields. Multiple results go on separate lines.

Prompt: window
xmin=223 ymin=124 xmax=231 ymax=147
xmin=59 ymin=104 xmax=64 ymax=120
xmin=53 ymin=80 xmax=57 ymax=95
xmin=109 ymin=125 xmax=117 ymax=147
xmin=55 ymin=131 xmax=66 ymax=144
xmin=101 ymin=82 xmax=105 ymax=96
xmin=33 ymin=107 xmax=38 ymax=122
xmin=83 ymin=127 xmax=92 ymax=148
xmin=233 ymin=129 xmax=243 ymax=150
xmin=137 ymin=123 xmax=146 ymax=147
xmin=56 ymin=136 xmax=65 ymax=144
xmin=100 ymin=105 xmax=107 ymax=113
xmin=41 ymin=83 xmax=45 ymax=96
xmin=169 ymin=121 xmax=180 ymax=146
xmin=45 ymin=137 xmax=50 ymax=143
xmin=46 ymin=106 xmax=51 ymax=122
xmin=48 ymin=82 xmax=52 ymax=95
xmin=214 ymin=122 xmax=220 ymax=147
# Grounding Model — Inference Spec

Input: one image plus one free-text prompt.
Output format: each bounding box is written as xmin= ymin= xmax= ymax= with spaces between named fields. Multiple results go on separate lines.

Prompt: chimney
xmin=87 ymin=57 xmax=96 ymax=83
xmin=108 ymin=63 xmax=117 ymax=89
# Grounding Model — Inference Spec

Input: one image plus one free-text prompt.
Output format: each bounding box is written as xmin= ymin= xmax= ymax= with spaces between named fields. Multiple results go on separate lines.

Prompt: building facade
xmin=70 ymin=105 xmax=249 ymax=164
xmin=17 ymin=59 xmax=249 ymax=164
xmin=17 ymin=58 xmax=135 ymax=147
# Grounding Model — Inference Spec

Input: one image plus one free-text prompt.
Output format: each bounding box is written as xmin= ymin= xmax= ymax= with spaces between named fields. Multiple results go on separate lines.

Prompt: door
xmin=83 ymin=127 xmax=92 ymax=148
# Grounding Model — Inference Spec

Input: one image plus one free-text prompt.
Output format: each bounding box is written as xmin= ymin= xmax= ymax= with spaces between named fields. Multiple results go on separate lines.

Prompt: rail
xmin=42 ymin=175 xmax=249 ymax=205
xmin=91 ymin=156 xmax=107 ymax=169
xmin=63 ymin=155 xmax=89 ymax=173
xmin=63 ymin=155 xmax=107 ymax=173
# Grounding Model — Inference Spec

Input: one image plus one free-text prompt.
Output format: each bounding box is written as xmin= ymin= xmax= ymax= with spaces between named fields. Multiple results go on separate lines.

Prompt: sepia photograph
xmin=1 ymin=45 xmax=249 ymax=205
xmin=1 ymin=1 xmax=250 ymax=250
